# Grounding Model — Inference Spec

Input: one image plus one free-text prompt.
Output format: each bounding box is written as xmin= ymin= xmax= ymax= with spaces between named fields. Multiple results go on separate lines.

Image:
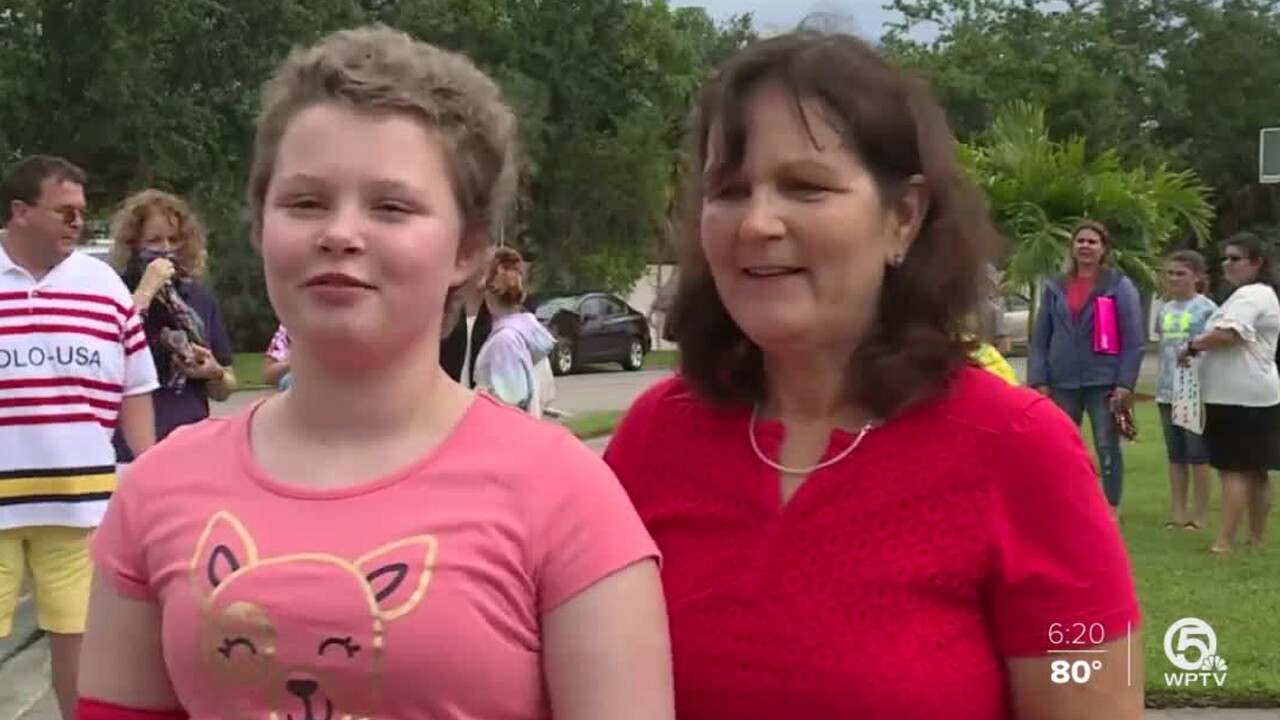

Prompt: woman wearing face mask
xmin=108 ymin=190 xmax=236 ymax=463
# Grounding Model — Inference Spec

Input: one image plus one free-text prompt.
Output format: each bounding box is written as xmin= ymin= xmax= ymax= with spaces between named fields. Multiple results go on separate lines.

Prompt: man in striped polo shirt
xmin=0 ymin=155 xmax=157 ymax=719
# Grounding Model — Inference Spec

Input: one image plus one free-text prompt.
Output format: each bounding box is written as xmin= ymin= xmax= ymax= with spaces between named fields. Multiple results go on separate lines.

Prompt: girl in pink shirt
xmin=76 ymin=26 xmax=672 ymax=720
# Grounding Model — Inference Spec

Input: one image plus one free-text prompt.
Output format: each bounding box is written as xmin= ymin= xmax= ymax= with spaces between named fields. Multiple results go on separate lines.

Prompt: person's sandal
xmin=1165 ymin=522 xmax=1180 ymax=530
xmin=1184 ymin=521 xmax=1204 ymax=531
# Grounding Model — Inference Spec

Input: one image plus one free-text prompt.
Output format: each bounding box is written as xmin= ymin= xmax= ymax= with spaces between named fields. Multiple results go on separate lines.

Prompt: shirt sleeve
xmin=122 ymin=305 xmax=160 ymax=396
xmin=1211 ymin=284 xmax=1271 ymax=343
xmin=1115 ymin=276 xmax=1145 ymax=390
xmin=529 ymin=432 xmax=660 ymax=613
xmin=987 ymin=397 xmax=1141 ymax=656
xmin=91 ymin=461 xmax=155 ymax=600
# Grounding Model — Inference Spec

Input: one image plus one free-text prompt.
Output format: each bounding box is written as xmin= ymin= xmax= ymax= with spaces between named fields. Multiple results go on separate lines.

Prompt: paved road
xmin=212 ymin=367 xmax=675 ymax=419
xmin=211 ymin=351 xmax=1160 ymax=422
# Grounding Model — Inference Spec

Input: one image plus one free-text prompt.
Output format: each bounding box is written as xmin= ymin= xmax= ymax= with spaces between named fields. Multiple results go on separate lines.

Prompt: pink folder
xmin=1093 ymin=296 xmax=1120 ymax=355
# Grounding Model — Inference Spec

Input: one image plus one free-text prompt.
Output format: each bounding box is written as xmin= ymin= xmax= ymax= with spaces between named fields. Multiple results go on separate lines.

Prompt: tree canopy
xmin=884 ymin=0 xmax=1280 ymax=245
xmin=0 ymin=0 xmax=754 ymax=349
xmin=6 ymin=0 xmax=1280 ymax=350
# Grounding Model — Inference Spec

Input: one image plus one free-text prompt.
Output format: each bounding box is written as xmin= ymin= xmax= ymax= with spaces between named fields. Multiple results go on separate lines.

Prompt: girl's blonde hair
xmin=108 ymin=189 xmax=208 ymax=277
xmin=246 ymin=24 xmax=518 ymax=258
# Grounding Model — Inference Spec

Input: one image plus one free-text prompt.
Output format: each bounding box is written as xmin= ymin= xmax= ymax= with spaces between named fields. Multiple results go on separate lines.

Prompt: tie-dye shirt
xmin=91 ymin=394 xmax=659 ymax=720
xmin=474 ymin=312 xmax=556 ymax=417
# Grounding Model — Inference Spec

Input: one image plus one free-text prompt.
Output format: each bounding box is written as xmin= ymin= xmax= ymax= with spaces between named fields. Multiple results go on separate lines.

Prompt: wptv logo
xmin=1163 ymin=618 xmax=1228 ymax=688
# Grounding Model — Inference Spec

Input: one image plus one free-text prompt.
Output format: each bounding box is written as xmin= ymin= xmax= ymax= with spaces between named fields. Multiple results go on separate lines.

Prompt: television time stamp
xmin=1045 ymin=621 xmax=1131 ymax=687
xmin=1163 ymin=617 xmax=1228 ymax=688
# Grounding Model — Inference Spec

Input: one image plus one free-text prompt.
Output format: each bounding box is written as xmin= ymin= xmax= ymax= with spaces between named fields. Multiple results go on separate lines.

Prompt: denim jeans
xmin=1050 ymin=386 xmax=1124 ymax=507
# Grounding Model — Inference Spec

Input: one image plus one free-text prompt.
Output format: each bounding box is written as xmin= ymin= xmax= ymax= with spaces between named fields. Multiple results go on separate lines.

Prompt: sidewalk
xmin=0 ymin=595 xmax=36 ymax=665
xmin=0 ymin=638 xmax=48 ymax=720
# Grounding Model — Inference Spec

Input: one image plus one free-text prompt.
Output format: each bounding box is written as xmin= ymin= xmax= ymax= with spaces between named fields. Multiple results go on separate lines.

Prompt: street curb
xmin=0 ymin=629 xmax=41 ymax=667
xmin=0 ymin=597 xmax=39 ymax=667
xmin=0 ymin=637 xmax=49 ymax=720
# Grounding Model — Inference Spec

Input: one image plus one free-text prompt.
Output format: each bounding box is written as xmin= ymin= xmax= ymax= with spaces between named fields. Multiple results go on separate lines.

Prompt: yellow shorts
xmin=0 ymin=526 xmax=93 ymax=637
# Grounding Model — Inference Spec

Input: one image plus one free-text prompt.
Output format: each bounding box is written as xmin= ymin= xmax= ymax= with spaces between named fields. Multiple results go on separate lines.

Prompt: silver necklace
xmin=748 ymin=404 xmax=876 ymax=475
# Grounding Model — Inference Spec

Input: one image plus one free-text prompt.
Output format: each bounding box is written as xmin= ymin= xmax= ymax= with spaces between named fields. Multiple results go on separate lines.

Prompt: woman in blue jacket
xmin=1029 ymin=221 xmax=1145 ymax=519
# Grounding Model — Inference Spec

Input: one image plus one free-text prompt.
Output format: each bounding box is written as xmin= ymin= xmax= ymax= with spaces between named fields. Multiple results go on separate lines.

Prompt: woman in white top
xmin=1181 ymin=232 xmax=1280 ymax=553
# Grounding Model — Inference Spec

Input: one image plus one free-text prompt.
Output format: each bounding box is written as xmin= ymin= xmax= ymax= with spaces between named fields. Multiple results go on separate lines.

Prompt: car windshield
xmin=535 ymin=297 xmax=579 ymax=320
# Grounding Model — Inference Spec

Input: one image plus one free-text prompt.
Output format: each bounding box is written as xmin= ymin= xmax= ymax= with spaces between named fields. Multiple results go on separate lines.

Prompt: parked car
xmin=77 ymin=237 xmax=112 ymax=264
xmin=1002 ymin=291 xmax=1030 ymax=347
xmin=534 ymin=292 xmax=652 ymax=375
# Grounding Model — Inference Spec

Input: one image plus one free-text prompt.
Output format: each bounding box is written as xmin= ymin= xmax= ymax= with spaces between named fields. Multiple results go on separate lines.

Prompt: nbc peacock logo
xmin=1163 ymin=617 xmax=1228 ymax=688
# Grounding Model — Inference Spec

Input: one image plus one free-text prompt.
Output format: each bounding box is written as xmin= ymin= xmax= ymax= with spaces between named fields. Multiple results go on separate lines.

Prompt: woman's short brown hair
xmin=108 ymin=189 xmax=209 ymax=277
xmin=667 ymin=30 xmax=1002 ymax=420
xmin=247 ymin=25 xmax=518 ymax=254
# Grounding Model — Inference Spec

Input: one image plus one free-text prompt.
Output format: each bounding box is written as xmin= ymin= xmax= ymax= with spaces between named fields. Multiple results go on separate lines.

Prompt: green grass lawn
xmin=562 ymin=410 xmax=623 ymax=439
xmin=231 ymin=352 xmax=268 ymax=389
xmin=644 ymin=349 xmax=678 ymax=369
xmin=1089 ymin=401 xmax=1280 ymax=706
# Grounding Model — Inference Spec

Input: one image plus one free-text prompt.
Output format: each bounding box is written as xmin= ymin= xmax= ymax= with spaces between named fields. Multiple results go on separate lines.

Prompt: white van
xmin=76 ymin=237 xmax=112 ymax=264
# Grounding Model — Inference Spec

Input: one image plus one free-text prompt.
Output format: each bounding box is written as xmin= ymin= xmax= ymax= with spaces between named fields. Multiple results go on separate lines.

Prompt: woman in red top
xmin=604 ymin=30 xmax=1143 ymax=720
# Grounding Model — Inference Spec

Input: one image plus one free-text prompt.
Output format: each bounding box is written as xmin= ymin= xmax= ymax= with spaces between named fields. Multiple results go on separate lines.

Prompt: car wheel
xmin=552 ymin=342 xmax=575 ymax=376
xmin=621 ymin=337 xmax=644 ymax=371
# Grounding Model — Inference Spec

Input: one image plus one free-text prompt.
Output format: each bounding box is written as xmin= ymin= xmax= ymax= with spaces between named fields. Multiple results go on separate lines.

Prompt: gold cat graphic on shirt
xmin=189 ymin=510 xmax=437 ymax=720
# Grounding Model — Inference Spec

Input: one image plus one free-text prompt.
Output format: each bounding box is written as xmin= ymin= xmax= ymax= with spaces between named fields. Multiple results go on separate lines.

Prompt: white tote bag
xmin=1171 ymin=357 xmax=1205 ymax=434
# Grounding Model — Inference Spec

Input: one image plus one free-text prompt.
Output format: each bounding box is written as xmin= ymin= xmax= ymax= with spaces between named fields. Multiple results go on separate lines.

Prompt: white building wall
xmin=621 ymin=263 xmax=678 ymax=350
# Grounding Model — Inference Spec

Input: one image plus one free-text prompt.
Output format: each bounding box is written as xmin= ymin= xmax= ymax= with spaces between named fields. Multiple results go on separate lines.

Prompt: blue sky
xmin=669 ymin=0 xmax=903 ymax=39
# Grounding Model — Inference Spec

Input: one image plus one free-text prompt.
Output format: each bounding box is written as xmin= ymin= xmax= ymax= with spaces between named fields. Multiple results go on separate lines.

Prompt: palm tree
xmin=960 ymin=102 xmax=1215 ymax=325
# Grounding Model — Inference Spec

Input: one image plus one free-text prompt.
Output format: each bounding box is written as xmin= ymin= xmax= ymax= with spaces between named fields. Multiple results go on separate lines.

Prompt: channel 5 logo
xmin=1163 ymin=617 xmax=1228 ymax=688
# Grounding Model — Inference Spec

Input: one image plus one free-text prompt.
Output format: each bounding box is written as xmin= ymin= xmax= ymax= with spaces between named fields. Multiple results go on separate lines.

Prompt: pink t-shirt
xmin=92 ymin=394 xmax=659 ymax=720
